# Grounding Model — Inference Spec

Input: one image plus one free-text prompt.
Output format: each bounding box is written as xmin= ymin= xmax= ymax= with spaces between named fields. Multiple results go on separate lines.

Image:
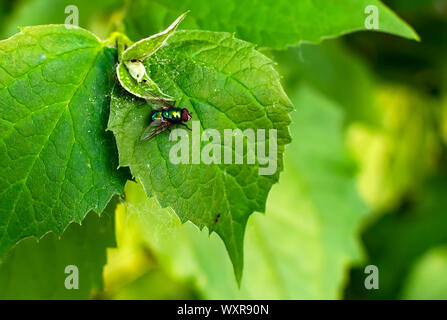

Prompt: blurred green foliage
xmin=345 ymin=180 xmax=447 ymax=299
xmin=274 ymin=42 xmax=378 ymax=126
xmin=402 ymin=245 xmax=447 ymax=299
xmin=0 ymin=197 xmax=118 ymax=299
xmin=0 ymin=0 xmax=124 ymax=39
xmin=341 ymin=0 xmax=447 ymax=300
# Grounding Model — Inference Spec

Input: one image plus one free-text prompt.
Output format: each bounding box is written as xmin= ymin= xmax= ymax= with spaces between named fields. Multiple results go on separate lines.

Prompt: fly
xmin=141 ymin=92 xmax=192 ymax=141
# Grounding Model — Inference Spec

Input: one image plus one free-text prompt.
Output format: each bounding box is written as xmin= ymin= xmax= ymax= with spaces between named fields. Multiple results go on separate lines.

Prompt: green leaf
xmin=124 ymin=0 xmax=419 ymax=49
xmin=0 ymin=25 xmax=127 ymax=259
xmin=110 ymin=86 xmax=368 ymax=298
xmin=108 ymin=30 xmax=292 ymax=282
xmin=0 ymin=196 xmax=118 ymax=300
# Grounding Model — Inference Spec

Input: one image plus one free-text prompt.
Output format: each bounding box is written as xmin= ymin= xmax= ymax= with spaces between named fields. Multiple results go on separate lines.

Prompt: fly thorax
xmin=169 ymin=109 xmax=182 ymax=121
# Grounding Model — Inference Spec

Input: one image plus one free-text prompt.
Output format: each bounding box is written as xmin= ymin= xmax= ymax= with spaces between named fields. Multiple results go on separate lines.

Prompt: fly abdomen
xmin=151 ymin=110 xmax=163 ymax=121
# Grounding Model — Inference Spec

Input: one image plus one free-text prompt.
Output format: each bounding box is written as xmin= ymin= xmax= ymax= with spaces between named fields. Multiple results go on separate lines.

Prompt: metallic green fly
xmin=141 ymin=93 xmax=192 ymax=141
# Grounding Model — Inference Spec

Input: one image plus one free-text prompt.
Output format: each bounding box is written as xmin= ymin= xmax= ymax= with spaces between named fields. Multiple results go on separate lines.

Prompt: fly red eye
xmin=181 ymin=108 xmax=191 ymax=121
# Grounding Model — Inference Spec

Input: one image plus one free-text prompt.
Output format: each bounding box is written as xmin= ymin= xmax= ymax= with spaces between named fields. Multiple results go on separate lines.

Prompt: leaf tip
xmin=235 ymin=267 xmax=243 ymax=288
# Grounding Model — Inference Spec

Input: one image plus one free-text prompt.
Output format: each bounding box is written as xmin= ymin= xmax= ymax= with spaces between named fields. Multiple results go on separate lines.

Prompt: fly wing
xmin=140 ymin=119 xmax=171 ymax=141
xmin=144 ymin=90 xmax=175 ymax=110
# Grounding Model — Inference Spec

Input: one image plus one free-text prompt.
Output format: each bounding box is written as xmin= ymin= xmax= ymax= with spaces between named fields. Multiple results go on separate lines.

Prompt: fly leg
xmin=179 ymin=123 xmax=191 ymax=131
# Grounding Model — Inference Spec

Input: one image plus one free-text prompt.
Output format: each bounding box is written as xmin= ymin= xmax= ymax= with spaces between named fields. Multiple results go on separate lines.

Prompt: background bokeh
xmin=0 ymin=0 xmax=446 ymax=299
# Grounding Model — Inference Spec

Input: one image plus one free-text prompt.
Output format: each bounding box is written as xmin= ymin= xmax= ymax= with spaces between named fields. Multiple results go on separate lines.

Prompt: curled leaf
xmin=116 ymin=13 xmax=189 ymax=101
xmin=122 ymin=11 xmax=189 ymax=61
